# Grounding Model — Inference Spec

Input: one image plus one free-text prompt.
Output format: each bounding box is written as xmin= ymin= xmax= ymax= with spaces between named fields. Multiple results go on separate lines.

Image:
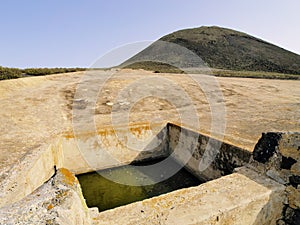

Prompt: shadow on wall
xmin=133 ymin=125 xmax=297 ymax=224
xmin=66 ymin=122 xmax=297 ymax=224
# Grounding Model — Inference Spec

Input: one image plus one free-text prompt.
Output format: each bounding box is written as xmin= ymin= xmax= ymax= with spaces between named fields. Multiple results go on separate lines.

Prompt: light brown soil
xmin=0 ymin=69 xmax=299 ymax=175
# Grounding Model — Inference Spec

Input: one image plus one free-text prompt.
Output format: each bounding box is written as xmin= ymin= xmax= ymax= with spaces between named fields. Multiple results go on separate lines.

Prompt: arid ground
xmin=0 ymin=69 xmax=299 ymax=177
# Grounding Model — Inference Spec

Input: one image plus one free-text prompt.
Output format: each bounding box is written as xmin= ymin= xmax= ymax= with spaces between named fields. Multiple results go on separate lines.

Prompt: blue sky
xmin=0 ymin=0 xmax=299 ymax=68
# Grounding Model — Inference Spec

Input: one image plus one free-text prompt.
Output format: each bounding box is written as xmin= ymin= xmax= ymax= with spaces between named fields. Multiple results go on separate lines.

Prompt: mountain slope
xmin=123 ymin=26 xmax=300 ymax=75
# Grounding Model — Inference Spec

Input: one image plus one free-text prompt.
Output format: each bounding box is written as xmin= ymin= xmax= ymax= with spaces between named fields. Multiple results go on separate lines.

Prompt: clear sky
xmin=1 ymin=0 xmax=299 ymax=68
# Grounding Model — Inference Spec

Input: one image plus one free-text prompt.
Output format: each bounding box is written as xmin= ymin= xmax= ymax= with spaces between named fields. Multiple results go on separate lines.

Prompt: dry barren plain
xmin=0 ymin=69 xmax=299 ymax=179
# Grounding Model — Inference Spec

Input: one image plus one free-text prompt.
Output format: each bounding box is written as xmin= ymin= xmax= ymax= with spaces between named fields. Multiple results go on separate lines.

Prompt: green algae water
xmin=77 ymin=158 xmax=201 ymax=211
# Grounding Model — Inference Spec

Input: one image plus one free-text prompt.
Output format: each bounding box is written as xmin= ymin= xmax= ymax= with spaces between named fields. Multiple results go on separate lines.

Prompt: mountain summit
xmin=124 ymin=26 xmax=300 ymax=74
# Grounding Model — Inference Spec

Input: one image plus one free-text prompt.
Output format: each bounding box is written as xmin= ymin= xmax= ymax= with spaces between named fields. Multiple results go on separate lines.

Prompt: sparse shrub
xmin=0 ymin=66 xmax=86 ymax=80
xmin=22 ymin=67 xmax=86 ymax=76
xmin=0 ymin=66 xmax=22 ymax=80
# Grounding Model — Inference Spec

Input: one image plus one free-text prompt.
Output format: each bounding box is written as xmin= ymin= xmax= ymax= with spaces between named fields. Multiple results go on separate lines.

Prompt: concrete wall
xmin=1 ymin=124 xmax=297 ymax=225
xmin=61 ymin=122 xmax=252 ymax=180
xmin=168 ymin=123 xmax=252 ymax=181
xmin=92 ymin=167 xmax=285 ymax=225
xmin=0 ymin=123 xmax=168 ymax=208
xmin=61 ymin=123 xmax=168 ymax=174
xmin=0 ymin=140 xmax=63 ymax=208
xmin=0 ymin=165 xmax=287 ymax=225
xmin=0 ymin=168 xmax=92 ymax=225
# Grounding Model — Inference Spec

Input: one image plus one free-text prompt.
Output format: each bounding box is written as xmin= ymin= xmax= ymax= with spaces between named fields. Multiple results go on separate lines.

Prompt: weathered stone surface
xmin=251 ymin=132 xmax=300 ymax=177
xmin=1 ymin=70 xmax=300 ymax=180
xmin=284 ymin=206 xmax=300 ymax=225
xmin=168 ymin=123 xmax=251 ymax=181
xmin=0 ymin=141 xmax=63 ymax=208
xmin=289 ymin=175 xmax=300 ymax=188
xmin=291 ymin=161 xmax=300 ymax=177
xmin=279 ymin=133 xmax=300 ymax=161
xmin=0 ymin=168 xmax=91 ymax=225
xmin=286 ymin=186 xmax=300 ymax=209
xmin=251 ymin=132 xmax=300 ymax=224
xmin=92 ymin=168 xmax=285 ymax=225
xmin=61 ymin=123 xmax=168 ymax=174
xmin=0 ymin=71 xmax=299 ymax=224
xmin=253 ymin=132 xmax=282 ymax=163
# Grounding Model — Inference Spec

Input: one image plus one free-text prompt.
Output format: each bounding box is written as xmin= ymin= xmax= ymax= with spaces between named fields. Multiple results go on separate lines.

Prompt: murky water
xmin=77 ymin=158 xmax=201 ymax=211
